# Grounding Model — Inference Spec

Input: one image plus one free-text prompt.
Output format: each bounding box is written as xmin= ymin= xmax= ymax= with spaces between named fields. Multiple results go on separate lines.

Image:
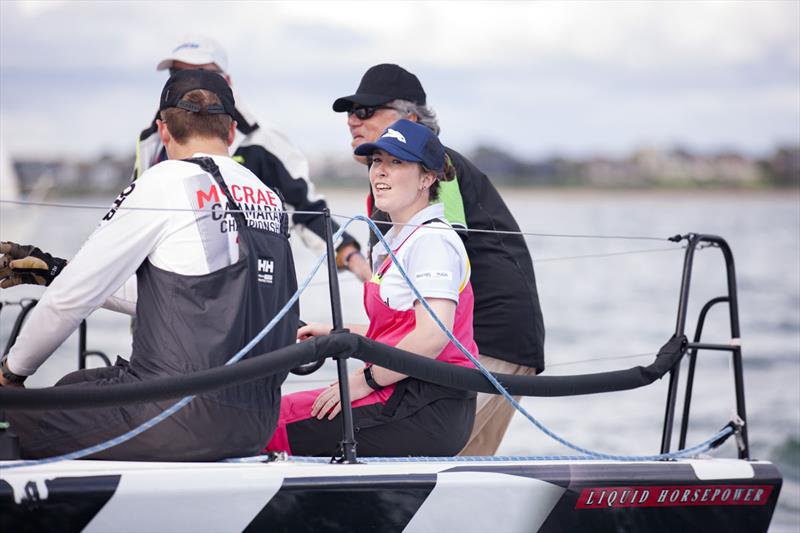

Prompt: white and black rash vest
xmin=6 ymin=155 xmax=299 ymax=461
xmin=134 ymin=101 xmax=360 ymax=253
xmin=124 ymin=156 xmax=299 ymax=457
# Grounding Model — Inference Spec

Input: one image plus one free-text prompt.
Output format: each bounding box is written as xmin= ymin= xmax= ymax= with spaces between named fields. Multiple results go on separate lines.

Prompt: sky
xmin=0 ymin=0 xmax=798 ymax=161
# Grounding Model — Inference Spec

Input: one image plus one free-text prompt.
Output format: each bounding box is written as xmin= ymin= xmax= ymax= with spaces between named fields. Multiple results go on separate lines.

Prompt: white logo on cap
xmin=382 ymin=129 xmax=406 ymax=144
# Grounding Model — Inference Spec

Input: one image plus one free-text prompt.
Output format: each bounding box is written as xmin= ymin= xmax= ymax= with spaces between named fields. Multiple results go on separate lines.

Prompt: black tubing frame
xmin=660 ymin=233 xmax=749 ymax=459
xmin=78 ymin=320 xmax=112 ymax=369
xmin=323 ymin=209 xmax=358 ymax=464
xmin=2 ymin=299 xmax=38 ymax=357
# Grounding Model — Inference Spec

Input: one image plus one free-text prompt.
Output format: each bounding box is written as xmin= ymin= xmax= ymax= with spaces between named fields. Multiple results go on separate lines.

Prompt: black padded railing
xmin=0 ymin=332 xmax=686 ymax=410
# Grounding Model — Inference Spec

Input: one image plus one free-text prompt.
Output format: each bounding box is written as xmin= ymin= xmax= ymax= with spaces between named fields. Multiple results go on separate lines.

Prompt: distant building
xmin=14 ymin=154 xmax=134 ymax=195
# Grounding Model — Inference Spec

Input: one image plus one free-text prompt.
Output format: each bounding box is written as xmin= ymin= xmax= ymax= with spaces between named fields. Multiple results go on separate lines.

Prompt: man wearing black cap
xmin=134 ymin=35 xmax=363 ymax=277
xmin=333 ymin=64 xmax=546 ymax=456
xmin=1 ymin=70 xmax=298 ymax=461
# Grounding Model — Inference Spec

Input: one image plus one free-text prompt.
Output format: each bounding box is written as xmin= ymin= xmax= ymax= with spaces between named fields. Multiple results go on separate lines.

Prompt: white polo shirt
xmin=371 ymin=203 xmax=470 ymax=311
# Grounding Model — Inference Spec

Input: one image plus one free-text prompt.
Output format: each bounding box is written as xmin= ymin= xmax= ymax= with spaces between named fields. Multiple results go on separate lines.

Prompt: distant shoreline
xmin=23 ymin=184 xmax=800 ymax=201
xmin=315 ymin=185 xmax=800 ymax=198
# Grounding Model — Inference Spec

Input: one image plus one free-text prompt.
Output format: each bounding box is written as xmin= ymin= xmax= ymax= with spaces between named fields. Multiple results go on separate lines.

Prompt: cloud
xmin=0 ymin=0 xmax=797 ymax=159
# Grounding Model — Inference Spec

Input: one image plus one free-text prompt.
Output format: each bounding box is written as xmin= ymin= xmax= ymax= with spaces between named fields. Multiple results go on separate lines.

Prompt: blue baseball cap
xmin=354 ymin=119 xmax=445 ymax=171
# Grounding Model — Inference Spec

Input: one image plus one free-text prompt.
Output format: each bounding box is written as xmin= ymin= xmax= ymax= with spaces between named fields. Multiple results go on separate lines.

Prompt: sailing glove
xmin=0 ymin=241 xmax=67 ymax=288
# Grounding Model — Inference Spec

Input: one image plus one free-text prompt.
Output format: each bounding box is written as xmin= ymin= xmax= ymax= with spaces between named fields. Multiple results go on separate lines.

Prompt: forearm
xmin=345 ymin=323 xmax=368 ymax=335
xmin=100 ymin=275 xmax=138 ymax=315
xmin=6 ymin=247 xmax=141 ymax=375
xmin=298 ymin=322 xmax=368 ymax=340
xmin=370 ymin=327 xmax=449 ymax=387
xmin=336 ymin=242 xmax=371 ymax=282
xmin=6 ymin=278 xmax=100 ymax=375
xmin=369 ymin=299 xmax=455 ymax=387
xmin=7 ymin=189 xmax=160 ymax=375
xmin=101 ymin=276 xmax=138 ymax=316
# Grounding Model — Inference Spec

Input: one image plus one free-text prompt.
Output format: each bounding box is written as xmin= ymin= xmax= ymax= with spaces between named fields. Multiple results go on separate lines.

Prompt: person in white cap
xmin=134 ymin=35 xmax=364 ymax=269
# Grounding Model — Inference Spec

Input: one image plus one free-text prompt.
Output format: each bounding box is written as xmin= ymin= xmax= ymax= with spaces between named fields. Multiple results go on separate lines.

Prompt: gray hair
xmin=387 ymin=99 xmax=440 ymax=135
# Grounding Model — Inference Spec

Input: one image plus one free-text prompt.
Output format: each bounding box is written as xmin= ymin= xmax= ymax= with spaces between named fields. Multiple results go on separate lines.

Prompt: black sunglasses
xmin=347 ymin=105 xmax=396 ymax=120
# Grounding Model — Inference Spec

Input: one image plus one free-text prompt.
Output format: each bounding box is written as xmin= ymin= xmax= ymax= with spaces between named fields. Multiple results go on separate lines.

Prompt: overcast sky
xmin=1 ymin=0 xmax=798 ymax=161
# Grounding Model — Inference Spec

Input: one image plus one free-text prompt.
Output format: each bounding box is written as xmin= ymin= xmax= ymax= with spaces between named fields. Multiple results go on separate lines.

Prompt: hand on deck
xmin=297 ymin=322 xmax=333 ymax=341
xmin=310 ymin=368 xmax=373 ymax=420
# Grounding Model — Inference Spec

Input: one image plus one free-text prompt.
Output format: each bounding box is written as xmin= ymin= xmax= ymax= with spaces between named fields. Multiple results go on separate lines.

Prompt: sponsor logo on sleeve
xmin=415 ymin=270 xmax=453 ymax=281
xmin=575 ymin=484 xmax=773 ymax=509
xmin=102 ymin=183 xmax=136 ymax=221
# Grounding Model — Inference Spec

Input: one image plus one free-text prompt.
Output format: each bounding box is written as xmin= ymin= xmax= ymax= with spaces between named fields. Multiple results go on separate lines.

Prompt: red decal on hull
xmin=575 ymin=485 xmax=773 ymax=509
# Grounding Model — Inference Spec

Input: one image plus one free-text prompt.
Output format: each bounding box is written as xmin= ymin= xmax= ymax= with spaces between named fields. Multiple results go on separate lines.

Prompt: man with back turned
xmin=0 ymin=70 xmax=298 ymax=461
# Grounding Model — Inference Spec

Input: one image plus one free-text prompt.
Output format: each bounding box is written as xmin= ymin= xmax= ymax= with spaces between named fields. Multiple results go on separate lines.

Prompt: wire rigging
xmin=0 ymin=198 xmax=674 ymax=242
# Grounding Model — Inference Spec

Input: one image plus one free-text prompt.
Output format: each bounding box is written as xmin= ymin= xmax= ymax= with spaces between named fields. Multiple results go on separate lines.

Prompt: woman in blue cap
xmin=266 ymin=119 xmax=478 ymax=456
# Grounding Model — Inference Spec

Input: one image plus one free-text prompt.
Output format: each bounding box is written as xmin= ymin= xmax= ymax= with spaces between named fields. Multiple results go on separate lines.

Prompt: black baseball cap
xmin=332 ymin=64 xmax=426 ymax=112
xmin=159 ymin=69 xmax=235 ymax=117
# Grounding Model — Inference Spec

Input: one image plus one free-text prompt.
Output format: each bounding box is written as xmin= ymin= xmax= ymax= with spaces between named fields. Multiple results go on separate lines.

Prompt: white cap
xmin=156 ymin=35 xmax=229 ymax=73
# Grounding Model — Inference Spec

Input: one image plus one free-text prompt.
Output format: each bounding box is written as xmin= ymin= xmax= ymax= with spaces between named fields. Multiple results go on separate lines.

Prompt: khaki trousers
xmin=458 ymin=355 xmax=538 ymax=456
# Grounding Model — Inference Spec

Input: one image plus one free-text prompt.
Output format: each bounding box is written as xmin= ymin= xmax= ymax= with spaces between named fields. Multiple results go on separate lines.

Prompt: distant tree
xmin=761 ymin=146 xmax=800 ymax=187
xmin=467 ymin=145 xmax=581 ymax=186
xmin=469 ymin=144 xmax=526 ymax=184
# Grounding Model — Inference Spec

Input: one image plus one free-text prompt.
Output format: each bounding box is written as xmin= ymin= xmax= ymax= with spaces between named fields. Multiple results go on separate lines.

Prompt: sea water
xmin=1 ymin=188 xmax=798 ymax=531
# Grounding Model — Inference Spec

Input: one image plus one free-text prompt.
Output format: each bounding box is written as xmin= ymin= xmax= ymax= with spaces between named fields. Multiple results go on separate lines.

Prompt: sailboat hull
xmin=0 ymin=458 xmax=781 ymax=532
